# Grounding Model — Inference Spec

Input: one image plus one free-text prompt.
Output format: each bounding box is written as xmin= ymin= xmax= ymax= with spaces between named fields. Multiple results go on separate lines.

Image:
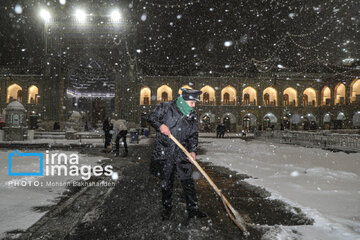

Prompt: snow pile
xmin=200 ymin=138 xmax=360 ymax=240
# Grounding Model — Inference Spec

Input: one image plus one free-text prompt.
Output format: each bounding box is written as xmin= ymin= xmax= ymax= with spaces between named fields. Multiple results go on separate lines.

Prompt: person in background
xmin=103 ymin=117 xmax=113 ymax=152
xmin=114 ymin=119 xmax=128 ymax=157
xmin=216 ymin=124 xmax=222 ymax=138
xmin=147 ymin=88 xmax=207 ymax=222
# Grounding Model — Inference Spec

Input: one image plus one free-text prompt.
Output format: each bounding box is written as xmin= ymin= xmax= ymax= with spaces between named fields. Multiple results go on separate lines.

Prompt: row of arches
xmin=2 ymin=84 xmax=39 ymax=104
xmin=199 ymin=111 xmax=360 ymax=132
xmin=140 ymin=79 xmax=360 ymax=107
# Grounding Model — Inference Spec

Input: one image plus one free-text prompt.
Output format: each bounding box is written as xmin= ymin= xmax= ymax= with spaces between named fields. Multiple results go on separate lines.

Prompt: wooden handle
xmin=169 ymin=134 xmax=249 ymax=234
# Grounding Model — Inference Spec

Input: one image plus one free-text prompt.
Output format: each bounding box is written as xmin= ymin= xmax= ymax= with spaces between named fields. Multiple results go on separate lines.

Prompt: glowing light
xmin=110 ymin=9 xmax=121 ymax=22
xmin=39 ymin=9 xmax=51 ymax=22
xmin=14 ymin=4 xmax=23 ymax=14
xmin=75 ymin=9 xmax=87 ymax=22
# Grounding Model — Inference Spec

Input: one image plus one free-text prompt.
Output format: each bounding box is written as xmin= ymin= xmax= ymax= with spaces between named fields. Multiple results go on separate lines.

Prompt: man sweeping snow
xmin=147 ymin=88 xmax=207 ymax=221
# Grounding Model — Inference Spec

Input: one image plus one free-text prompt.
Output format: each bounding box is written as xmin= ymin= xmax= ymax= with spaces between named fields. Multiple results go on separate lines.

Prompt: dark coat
xmin=147 ymin=100 xmax=198 ymax=180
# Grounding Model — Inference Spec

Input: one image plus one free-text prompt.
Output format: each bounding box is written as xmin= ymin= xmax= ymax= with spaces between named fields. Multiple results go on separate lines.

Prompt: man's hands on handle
xmin=188 ymin=152 xmax=196 ymax=163
xmin=160 ymin=124 xmax=171 ymax=137
xmin=160 ymin=124 xmax=196 ymax=163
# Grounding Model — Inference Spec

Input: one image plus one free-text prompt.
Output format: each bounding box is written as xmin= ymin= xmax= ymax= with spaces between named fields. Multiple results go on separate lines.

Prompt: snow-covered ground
xmin=200 ymin=138 xmax=360 ymax=240
xmin=0 ymin=150 xmax=109 ymax=238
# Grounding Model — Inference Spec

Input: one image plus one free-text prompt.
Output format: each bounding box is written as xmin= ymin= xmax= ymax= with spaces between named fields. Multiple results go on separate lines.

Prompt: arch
xmin=28 ymin=85 xmax=39 ymax=104
xmin=336 ymin=112 xmax=346 ymax=121
xmin=200 ymin=112 xmax=216 ymax=132
xmin=321 ymin=86 xmax=331 ymax=106
xmin=7 ymin=83 xmax=23 ymax=103
xmin=283 ymin=87 xmax=298 ymax=106
xmin=323 ymin=113 xmax=331 ymax=123
xmin=200 ymin=85 xmax=216 ymax=105
xmin=222 ymin=112 xmax=237 ymax=132
xmin=350 ymin=79 xmax=360 ymax=103
xmin=353 ymin=111 xmax=360 ymax=127
xmin=263 ymin=87 xmax=278 ymax=106
xmin=140 ymin=86 xmax=151 ymax=105
xmin=334 ymin=83 xmax=346 ymax=105
xmin=221 ymin=85 xmax=237 ymax=105
xmin=157 ymin=85 xmax=172 ymax=103
xmin=242 ymin=86 xmax=257 ymax=106
xmin=200 ymin=112 xmax=216 ymax=123
xmin=303 ymin=88 xmax=317 ymax=106
xmin=243 ymin=113 xmax=257 ymax=127
xmin=221 ymin=113 xmax=236 ymax=124
xmin=305 ymin=113 xmax=316 ymax=122
xmin=178 ymin=85 xmax=193 ymax=94
xmin=263 ymin=113 xmax=278 ymax=123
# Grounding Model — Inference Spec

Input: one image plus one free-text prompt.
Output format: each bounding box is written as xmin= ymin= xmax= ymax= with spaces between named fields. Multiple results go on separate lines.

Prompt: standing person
xmin=216 ymin=124 xmax=222 ymax=138
xmin=147 ymin=88 xmax=207 ymax=221
xmin=114 ymin=119 xmax=128 ymax=157
xmin=219 ymin=124 xmax=226 ymax=138
xmin=103 ymin=117 xmax=113 ymax=152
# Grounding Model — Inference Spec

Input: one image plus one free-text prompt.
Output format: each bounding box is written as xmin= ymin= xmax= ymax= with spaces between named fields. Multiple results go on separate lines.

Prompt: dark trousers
xmin=161 ymin=164 xmax=198 ymax=212
xmin=115 ymin=130 xmax=128 ymax=153
xmin=104 ymin=132 xmax=112 ymax=148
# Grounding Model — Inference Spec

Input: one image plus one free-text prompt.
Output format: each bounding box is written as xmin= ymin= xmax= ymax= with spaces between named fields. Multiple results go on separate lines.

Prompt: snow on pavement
xmin=200 ymin=138 xmax=360 ymax=240
xmin=0 ymin=150 xmax=107 ymax=238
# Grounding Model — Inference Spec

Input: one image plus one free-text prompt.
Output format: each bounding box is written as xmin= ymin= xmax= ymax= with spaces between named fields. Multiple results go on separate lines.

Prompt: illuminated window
xmin=7 ymin=84 xmax=23 ymax=103
xmin=221 ymin=86 xmax=236 ymax=105
xmin=303 ymin=88 xmax=317 ymax=106
xmin=242 ymin=86 xmax=257 ymax=106
xmin=28 ymin=85 xmax=39 ymax=104
xmin=321 ymin=86 xmax=331 ymax=106
xmin=157 ymin=85 xmax=172 ymax=103
xmin=334 ymin=83 xmax=345 ymax=105
xmin=140 ymin=87 xmax=151 ymax=105
xmin=263 ymin=87 xmax=278 ymax=106
xmin=350 ymin=79 xmax=360 ymax=103
xmin=283 ymin=87 xmax=298 ymax=106
xmin=200 ymin=85 xmax=216 ymax=105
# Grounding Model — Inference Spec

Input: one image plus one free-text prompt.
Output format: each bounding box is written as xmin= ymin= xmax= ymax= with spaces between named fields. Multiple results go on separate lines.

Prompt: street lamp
xmin=39 ymin=9 xmax=51 ymax=55
xmin=109 ymin=9 xmax=121 ymax=22
xmin=75 ymin=9 xmax=87 ymax=22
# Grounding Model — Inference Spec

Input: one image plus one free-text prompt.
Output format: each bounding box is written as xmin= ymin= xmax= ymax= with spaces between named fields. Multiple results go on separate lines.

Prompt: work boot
xmin=161 ymin=207 xmax=172 ymax=221
xmin=121 ymin=151 xmax=128 ymax=157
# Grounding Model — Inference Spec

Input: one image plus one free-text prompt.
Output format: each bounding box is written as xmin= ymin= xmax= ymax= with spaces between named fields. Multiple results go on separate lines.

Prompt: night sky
xmin=1 ymin=0 xmax=359 ymax=75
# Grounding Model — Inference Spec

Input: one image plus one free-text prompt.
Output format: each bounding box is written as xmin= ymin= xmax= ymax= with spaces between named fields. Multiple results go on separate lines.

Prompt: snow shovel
xmin=169 ymin=134 xmax=249 ymax=235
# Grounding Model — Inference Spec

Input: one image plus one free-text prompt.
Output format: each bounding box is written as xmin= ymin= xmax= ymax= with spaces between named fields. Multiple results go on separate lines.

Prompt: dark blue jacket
xmin=147 ymin=99 xmax=198 ymax=180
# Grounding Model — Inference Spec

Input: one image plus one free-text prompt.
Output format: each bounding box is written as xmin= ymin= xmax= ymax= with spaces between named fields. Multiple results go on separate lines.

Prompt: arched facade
xmin=350 ymin=79 xmax=360 ymax=103
xmin=7 ymin=84 xmax=23 ymax=103
xmin=157 ymin=85 xmax=172 ymax=103
xmin=28 ymin=85 xmax=39 ymax=104
xmin=263 ymin=87 xmax=278 ymax=106
xmin=321 ymin=86 xmax=331 ymax=106
xmin=200 ymin=112 xmax=216 ymax=132
xmin=221 ymin=86 xmax=236 ymax=105
xmin=242 ymin=86 xmax=257 ymax=106
xmin=200 ymin=85 xmax=216 ymax=105
xmin=334 ymin=83 xmax=346 ymax=105
xmin=140 ymin=86 xmax=151 ymax=105
xmin=283 ymin=87 xmax=297 ymax=106
xmin=303 ymin=88 xmax=317 ymax=107
xmin=243 ymin=113 xmax=257 ymax=130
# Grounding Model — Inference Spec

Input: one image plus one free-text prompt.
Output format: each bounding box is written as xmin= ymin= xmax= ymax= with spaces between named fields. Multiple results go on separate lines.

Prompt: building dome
xmin=6 ymin=100 xmax=25 ymax=111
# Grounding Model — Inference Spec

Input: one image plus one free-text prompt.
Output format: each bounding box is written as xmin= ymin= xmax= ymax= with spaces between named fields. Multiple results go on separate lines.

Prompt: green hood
xmin=176 ymin=96 xmax=193 ymax=116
